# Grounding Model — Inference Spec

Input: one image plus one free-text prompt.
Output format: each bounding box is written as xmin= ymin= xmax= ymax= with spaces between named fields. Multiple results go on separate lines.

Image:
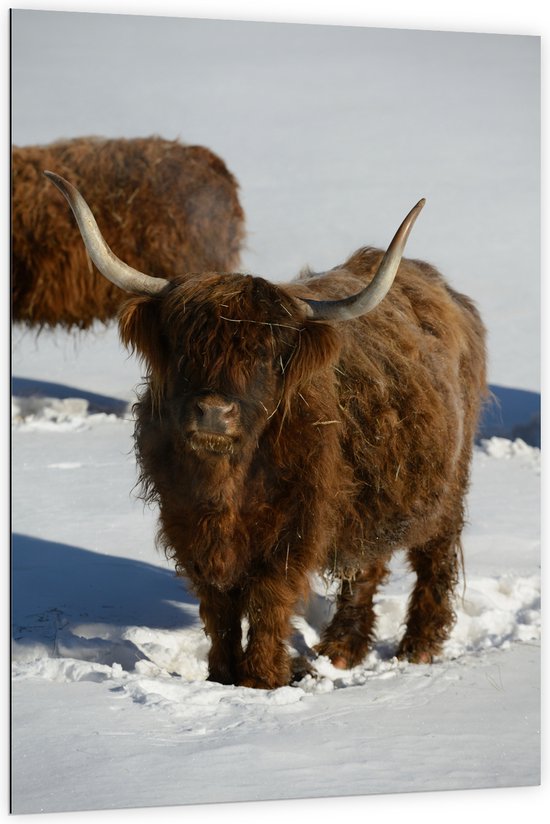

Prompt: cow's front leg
xmin=240 ymin=574 xmax=304 ymax=690
xmin=198 ymin=586 xmax=243 ymax=685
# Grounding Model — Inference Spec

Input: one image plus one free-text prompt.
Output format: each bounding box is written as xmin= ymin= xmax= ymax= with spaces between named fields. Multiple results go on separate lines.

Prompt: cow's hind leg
xmin=398 ymin=534 xmax=461 ymax=663
xmin=315 ymin=559 xmax=389 ymax=669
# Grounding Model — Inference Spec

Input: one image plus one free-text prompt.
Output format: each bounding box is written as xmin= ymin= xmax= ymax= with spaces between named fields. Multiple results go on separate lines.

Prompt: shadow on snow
xmin=12 ymin=534 xmax=199 ymax=669
xmin=478 ymin=384 xmax=540 ymax=448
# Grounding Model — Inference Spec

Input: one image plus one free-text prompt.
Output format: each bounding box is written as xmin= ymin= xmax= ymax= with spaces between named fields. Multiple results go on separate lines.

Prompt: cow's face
xmin=119 ymin=273 xmax=338 ymax=459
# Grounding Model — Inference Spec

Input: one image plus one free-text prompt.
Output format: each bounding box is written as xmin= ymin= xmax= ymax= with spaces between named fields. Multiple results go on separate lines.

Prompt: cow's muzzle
xmin=195 ymin=398 xmax=237 ymax=435
xmin=186 ymin=395 xmax=239 ymax=455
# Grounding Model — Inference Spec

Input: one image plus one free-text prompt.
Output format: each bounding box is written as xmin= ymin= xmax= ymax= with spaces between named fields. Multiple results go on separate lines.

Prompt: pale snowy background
xmin=10 ymin=5 xmax=541 ymax=821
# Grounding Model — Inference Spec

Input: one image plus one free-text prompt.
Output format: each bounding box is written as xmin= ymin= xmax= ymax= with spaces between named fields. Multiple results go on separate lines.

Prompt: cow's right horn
xmin=298 ymin=198 xmax=426 ymax=322
xmin=44 ymin=171 xmax=171 ymax=296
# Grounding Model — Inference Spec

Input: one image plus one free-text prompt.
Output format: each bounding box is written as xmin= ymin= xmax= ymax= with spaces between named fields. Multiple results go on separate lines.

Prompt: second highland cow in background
xmin=12 ymin=136 xmax=245 ymax=329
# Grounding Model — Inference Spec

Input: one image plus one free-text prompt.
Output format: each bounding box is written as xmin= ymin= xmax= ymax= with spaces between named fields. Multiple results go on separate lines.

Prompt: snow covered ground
xmin=10 ymin=6 xmax=541 ymax=819
xmin=10 ymin=388 xmax=541 ymax=813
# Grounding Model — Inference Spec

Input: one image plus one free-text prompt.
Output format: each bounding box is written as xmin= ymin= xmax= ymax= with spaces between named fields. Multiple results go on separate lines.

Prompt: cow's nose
xmin=196 ymin=400 xmax=237 ymax=433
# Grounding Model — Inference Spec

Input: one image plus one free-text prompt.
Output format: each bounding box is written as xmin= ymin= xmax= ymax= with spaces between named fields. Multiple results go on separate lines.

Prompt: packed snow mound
xmin=11 ymin=395 xmax=131 ymax=431
xmin=479 ymin=436 xmax=540 ymax=469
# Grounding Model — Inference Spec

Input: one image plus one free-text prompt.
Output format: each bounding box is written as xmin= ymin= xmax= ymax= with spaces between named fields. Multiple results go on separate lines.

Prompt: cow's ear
xmin=118 ymin=296 xmax=169 ymax=377
xmin=284 ymin=320 xmax=342 ymax=392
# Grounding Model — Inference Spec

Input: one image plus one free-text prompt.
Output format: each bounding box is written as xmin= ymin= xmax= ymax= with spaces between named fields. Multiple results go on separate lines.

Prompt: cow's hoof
xmin=290 ymin=655 xmax=315 ymax=682
xmin=238 ymin=676 xmax=282 ymax=690
xmin=330 ymin=655 xmax=350 ymax=669
xmin=314 ymin=642 xmax=364 ymax=669
xmin=397 ymin=642 xmax=435 ymax=664
xmin=207 ymin=673 xmax=235 ymax=686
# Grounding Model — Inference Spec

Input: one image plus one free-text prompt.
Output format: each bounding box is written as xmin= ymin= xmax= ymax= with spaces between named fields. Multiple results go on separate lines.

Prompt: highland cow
xmin=45 ymin=170 xmax=487 ymax=690
xmin=12 ymin=136 xmax=244 ymax=329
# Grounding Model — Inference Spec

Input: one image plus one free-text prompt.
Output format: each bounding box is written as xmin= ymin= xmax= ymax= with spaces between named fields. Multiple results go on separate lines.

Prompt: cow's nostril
xmin=221 ymin=402 xmax=236 ymax=418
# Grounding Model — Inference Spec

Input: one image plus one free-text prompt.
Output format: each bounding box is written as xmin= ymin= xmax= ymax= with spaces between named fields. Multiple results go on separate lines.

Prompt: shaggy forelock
xmin=161 ymin=274 xmax=303 ymax=393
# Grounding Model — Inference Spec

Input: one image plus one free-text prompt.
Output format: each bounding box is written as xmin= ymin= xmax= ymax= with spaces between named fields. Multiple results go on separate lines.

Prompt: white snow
xmin=9 ymin=6 xmax=541 ymax=820
xmin=10 ymin=354 xmax=541 ymax=815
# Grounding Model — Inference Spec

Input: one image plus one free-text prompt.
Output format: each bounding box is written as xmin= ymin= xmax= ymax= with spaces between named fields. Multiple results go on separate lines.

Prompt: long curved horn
xmin=44 ymin=171 xmax=170 ymax=296
xmin=299 ymin=198 xmax=426 ymax=321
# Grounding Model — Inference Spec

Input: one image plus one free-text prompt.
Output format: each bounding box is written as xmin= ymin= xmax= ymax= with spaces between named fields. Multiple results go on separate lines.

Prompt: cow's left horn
xmin=44 ymin=171 xmax=171 ymax=296
xmin=299 ymin=198 xmax=426 ymax=322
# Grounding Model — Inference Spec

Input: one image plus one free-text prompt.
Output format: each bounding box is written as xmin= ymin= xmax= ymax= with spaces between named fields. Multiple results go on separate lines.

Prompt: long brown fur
xmin=12 ymin=136 xmax=245 ymax=329
xmin=116 ymin=244 xmax=487 ymax=689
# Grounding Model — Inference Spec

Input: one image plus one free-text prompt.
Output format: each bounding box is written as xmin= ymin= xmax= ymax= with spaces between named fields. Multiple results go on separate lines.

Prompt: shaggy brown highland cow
xmin=12 ymin=136 xmax=244 ymax=329
xmin=45 ymin=170 xmax=487 ymax=690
